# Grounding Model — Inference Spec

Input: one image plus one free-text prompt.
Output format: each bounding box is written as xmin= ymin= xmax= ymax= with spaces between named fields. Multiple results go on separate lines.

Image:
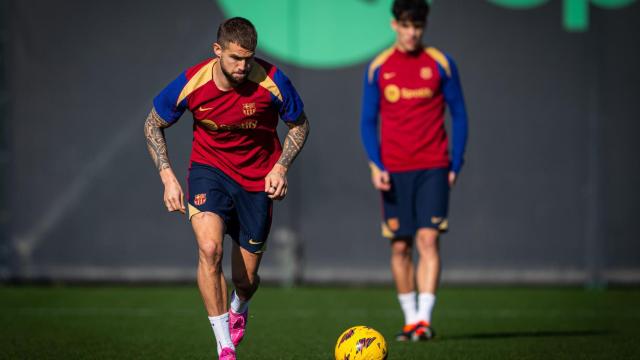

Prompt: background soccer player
xmin=360 ymin=0 xmax=468 ymax=341
xmin=144 ymin=18 xmax=309 ymax=360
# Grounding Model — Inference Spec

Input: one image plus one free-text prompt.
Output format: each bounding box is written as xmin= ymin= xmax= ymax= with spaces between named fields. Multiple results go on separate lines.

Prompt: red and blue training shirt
xmin=153 ymin=58 xmax=304 ymax=192
xmin=360 ymin=46 xmax=468 ymax=174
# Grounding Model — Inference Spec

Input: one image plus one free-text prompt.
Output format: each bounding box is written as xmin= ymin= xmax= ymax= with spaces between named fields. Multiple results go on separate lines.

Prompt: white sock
xmin=417 ymin=292 xmax=436 ymax=324
xmin=208 ymin=313 xmax=235 ymax=353
xmin=230 ymin=290 xmax=249 ymax=314
xmin=397 ymin=291 xmax=418 ymax=325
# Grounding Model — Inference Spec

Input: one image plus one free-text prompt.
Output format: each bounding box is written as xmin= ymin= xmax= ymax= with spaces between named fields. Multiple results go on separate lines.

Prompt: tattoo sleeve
xmin=277 ymin=113 xmax=310 ymax=169
xmin=143 ymin=107 xmax=172 ymax=171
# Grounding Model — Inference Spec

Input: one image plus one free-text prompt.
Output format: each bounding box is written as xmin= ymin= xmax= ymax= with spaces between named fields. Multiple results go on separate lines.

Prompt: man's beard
xmin=220 ymin=59 xmax=247 ymax=85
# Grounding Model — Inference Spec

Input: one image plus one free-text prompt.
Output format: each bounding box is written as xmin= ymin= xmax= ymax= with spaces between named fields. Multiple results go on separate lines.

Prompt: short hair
xmin=392 ymin=0 xmax=430 ymax=23
xmin=216 ymin=17 xmax=258 ymax=51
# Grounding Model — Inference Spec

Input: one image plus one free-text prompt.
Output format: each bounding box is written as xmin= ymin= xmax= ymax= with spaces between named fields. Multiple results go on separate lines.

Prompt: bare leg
xmin=227 ymin=242 xmax=263 ymax=346
xmin=390 ymin=238 xmax=415 ymax=294
xmin=231 ymin=243 xmax=263 ymax=301
xmin=415 ymin=228 xmax=440 ymax=294
xmin=192 ymin=212 xmax=228 ymax=315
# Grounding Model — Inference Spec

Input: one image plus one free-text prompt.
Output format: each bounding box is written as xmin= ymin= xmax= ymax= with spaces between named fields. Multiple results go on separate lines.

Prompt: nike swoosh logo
xmin=198 ymin=106 xmax=213 ymax=112
xmin=248 ymin=239 xmax=263 ymax=245
xmin=383 ymin=72 xmax=396 ymax=80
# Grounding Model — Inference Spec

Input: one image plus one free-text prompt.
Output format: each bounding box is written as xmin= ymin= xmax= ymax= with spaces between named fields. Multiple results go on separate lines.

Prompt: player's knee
xmin=198 ymin=240 xmax=223 ymax=267
xmin=416 ymin=228 xmax=439 ymax=254
xmin=391 ymin=239 xmax=412 ymax=258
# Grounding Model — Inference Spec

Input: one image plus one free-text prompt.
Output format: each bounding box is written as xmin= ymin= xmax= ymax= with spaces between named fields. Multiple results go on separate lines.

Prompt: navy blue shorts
xmin=187 ymin=162 xmax=272 ymax=254
xmin=381 ymin=168 xmax=449 ymax=239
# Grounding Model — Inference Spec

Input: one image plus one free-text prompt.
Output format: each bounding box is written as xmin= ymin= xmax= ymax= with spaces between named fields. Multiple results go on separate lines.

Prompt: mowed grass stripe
xmin=1 ymin=286 xmax=639 ymax=359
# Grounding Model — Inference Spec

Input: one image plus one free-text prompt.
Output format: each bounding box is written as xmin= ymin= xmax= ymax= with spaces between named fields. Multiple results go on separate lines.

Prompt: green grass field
xmin=1 ymin=286 xmax=639 ymax=359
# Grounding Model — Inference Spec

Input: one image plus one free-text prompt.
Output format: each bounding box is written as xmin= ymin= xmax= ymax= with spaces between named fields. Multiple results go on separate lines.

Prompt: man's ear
xmin=391 ymin=18 xmax=398 ymax=32
xmin=213 ymin=42 xmax=223 ymax=57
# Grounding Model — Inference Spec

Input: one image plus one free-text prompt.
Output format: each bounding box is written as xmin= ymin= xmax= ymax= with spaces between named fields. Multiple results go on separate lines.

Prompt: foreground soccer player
xmin=144 ymin=18 xmax=309 ymax=359
xmin=360 ymin=0 xmax=468 ymax=341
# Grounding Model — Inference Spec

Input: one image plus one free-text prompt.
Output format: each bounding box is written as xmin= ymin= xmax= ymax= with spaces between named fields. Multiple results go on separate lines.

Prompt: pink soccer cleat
xmin=228 ymin=308 xmax=248 ymax=346
xmin=218 ymin=347 xmax=236 ymax=360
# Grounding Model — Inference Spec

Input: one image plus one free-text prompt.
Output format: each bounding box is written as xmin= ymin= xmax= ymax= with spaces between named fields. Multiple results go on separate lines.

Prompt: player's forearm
xmin=159 ymin=167 xmax=180 ymax=186
xmin=276 ymin=114 xmax=310 ymax=170
xmin=447 ymin=95 xmax=468 ymax=173
xmin=451 ymin=112 xmax=468 ymax=173
xmin=360 ymin=116 xmax=384 ymax=171
xmin=144 ymin=107 xmax=172 ymax=172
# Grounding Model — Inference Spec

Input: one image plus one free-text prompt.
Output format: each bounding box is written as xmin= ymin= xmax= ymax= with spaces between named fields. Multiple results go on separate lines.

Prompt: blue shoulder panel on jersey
xmin=153 ymin=72 xmax=188 ymax=124
xmin=360 ymin=64 xmax=384 ymax=171
xmin=437 ymin=54 xmax=468 ymax=174
xmin=271 ymin=69 xmax=304 ymax=122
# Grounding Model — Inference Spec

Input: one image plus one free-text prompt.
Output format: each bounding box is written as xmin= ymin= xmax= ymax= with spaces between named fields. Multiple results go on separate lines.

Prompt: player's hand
xmin=370 ymin=163 xmax=391 ymax=191
xmin=448 ymin=171 xmax=457 ymax=187
xmin=265 ymin=164 xmax=288 ymax=200
xmin=160 ymin=169 xmax=186 ymax=214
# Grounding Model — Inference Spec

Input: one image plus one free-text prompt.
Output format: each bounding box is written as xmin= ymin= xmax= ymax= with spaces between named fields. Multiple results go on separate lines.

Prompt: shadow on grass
xmin=443 ymin=330 xmax=610 ymax=341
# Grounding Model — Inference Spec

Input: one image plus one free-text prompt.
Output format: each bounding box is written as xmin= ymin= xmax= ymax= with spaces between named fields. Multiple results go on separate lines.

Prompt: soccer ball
xmin=334 ymin=325 xmax=388 ymax=360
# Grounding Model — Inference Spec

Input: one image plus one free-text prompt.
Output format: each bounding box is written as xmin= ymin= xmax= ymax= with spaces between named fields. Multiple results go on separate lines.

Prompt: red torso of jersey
xmin=373 ymin=47 xmax=449 ymax=172
xmin=187 ymin=59 xmax=280 ymax=192
xmin=154 ymin=58 xmax=304 ymax=191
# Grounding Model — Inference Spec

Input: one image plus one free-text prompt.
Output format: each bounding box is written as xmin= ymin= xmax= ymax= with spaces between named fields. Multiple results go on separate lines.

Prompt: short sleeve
xmin=152 ymin=72 xmax=189 ymax=124
xmin=271 ymin=69 xmax=304 ymax=123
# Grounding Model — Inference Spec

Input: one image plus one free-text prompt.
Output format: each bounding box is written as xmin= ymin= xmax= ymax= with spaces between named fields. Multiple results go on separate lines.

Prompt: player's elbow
xmin=300 ymin=118 xmax=310 ymax=136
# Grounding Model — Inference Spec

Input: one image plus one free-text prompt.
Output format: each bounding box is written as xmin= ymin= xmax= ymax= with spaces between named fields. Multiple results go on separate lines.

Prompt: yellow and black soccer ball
xmin=334 ymin=325 xmax=388 ymax=360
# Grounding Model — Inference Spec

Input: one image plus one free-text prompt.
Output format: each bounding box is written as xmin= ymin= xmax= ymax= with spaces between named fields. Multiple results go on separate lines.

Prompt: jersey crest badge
xmin=387 ymin=217 xmax=400 ymax=231
xmin=242 ymin=102 xmax=256 ymax=116
xmin=194 ymin=193 xmax=207 ymax=206
xmin=384 ymin=84 xmax=400 ymax=103
xmin=420 ymin=67 xmax=433 ymax=80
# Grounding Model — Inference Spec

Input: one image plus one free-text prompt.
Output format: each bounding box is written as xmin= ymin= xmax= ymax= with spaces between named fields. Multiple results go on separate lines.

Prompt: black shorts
xmin=187 ymin=162 xmax=272 ymax=254
xmin=381 ymin=168 xmax=449 ymax=239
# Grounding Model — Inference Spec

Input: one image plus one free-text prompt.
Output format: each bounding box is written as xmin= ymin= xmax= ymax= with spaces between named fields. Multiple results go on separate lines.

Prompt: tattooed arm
xmin=265 ymin=113 xmax=310 ymax=200
xmin=144 ymin=107 xmax=171 ymax=171
xmin=144 ymin=107 xmax=185 ymax=213
xmin=277 ymin=113 xmax=310 ymax=169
